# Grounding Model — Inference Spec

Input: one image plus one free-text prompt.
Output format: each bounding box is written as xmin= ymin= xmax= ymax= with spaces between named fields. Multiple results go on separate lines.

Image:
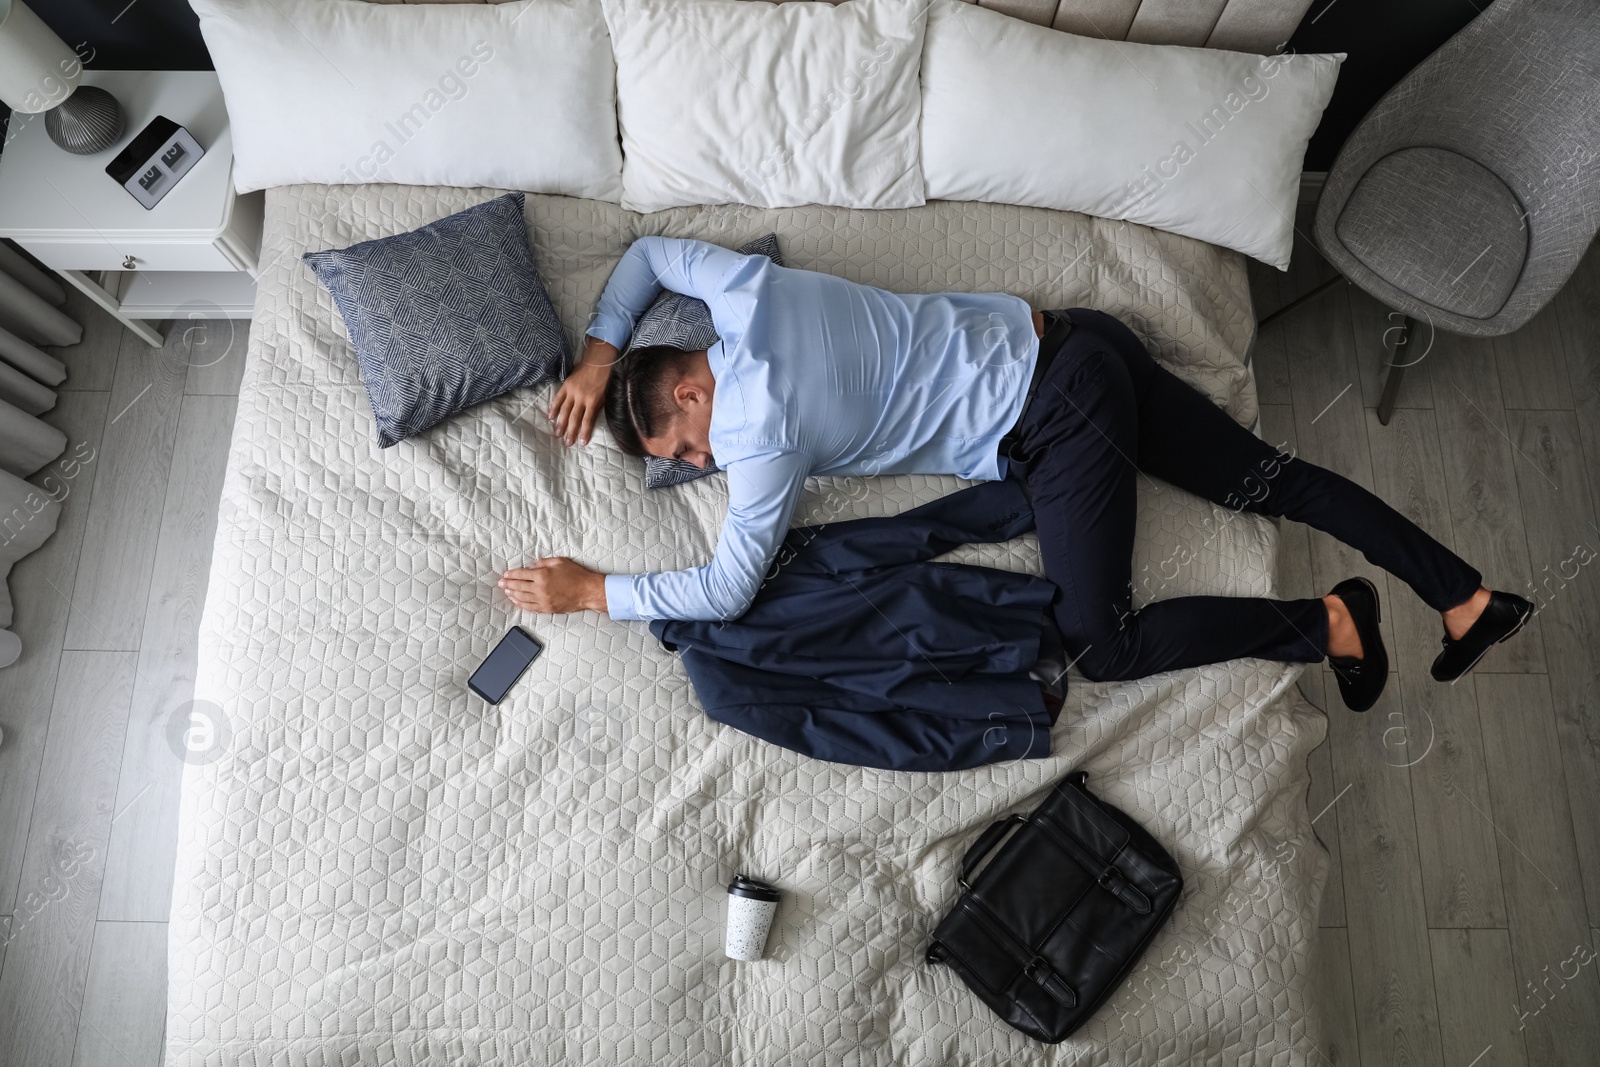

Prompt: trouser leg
xmin=1068 ymin=308 xmax=1483 ymax=614
xmin=1013 ymin=317 xmax=1327 ymax=682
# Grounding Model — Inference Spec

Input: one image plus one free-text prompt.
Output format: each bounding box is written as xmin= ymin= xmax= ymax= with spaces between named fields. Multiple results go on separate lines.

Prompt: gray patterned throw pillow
xmin=303 ymin=193 xmax=569 ymax=448
xmin=632 ymin=234 xmax=782 ymax=489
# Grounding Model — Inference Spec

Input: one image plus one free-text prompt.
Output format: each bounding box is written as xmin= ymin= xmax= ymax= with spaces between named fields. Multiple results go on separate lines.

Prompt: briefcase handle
xmin=959 ymin=814 xmax=1027 ymax=891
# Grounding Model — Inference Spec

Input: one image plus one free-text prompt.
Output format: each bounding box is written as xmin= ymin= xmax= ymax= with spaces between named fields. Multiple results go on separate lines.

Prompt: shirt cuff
xmin=587 ymin=314 xmax=632 ymax=353
xmin=605 ymin=573 xmax=642 ymax=621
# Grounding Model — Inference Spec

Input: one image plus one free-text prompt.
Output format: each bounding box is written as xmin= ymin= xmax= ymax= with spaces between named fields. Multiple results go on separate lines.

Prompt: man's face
xmin=640 ymin=374 xmax=716 ymax=468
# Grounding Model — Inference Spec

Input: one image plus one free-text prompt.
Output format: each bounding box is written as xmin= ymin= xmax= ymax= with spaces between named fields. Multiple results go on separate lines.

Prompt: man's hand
xmin=549 ymin=336 xmax=620 ymax=446
xmin=500 ymin=558 xmax=608 ymax=614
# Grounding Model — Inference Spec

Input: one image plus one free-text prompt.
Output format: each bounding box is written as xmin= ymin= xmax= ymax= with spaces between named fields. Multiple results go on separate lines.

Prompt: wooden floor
xmin=0 ymin=218 xmax=1596 ymax=1065
xmin=0 ymin=297 xmax=246 ymax=1067
xmin=1251 ymin=207 xmax=1600 ymax=1067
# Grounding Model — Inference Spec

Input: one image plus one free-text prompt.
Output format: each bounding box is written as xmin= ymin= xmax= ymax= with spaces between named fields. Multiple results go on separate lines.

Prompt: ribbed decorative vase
xmin=44 ymin=85 xmax=125 ymax=155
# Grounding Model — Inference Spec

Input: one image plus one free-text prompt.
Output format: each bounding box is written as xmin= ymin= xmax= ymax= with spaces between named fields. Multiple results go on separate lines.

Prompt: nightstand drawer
xmin=21 ymin=238 xmax=240 ymax=273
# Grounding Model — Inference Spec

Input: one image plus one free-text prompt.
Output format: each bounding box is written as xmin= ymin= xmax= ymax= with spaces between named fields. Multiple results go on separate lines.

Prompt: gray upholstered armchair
xmin=1310 ymin=0 xmax=1600 ymax=423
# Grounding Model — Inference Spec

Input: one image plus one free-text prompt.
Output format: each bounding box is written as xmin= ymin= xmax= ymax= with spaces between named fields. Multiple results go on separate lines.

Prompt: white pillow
xmin=602 ymin=0 xmax=927 ymax=213
xmin=919 ymin=0 xmax=1343 ymax=269
xmin=190 ymin=0 xmax=624 ymax=201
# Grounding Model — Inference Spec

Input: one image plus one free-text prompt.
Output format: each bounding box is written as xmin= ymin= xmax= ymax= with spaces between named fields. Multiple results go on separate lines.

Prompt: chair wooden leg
xmin=1376 ymin=315 xmax=1416 ymax=426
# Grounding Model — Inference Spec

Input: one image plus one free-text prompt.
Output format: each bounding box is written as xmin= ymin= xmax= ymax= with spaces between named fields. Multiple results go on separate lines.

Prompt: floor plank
xmin=1315 ymin=924 xmax=1363 ymax=1067
xmin=1399 ymin=673 xmax=1507 ymax=929
xmin=1475 ymin=674 xmax=1600 ymax=1067
xmin=99 ymin=395 xmax=237 ymax=922
xmin=47 ymin=290 xmax=124 ymax=394
xmin=70 ymin=920 xmax=167 ymax=1067
xmin=1503 ymin=408 xmax=1600 ymax=937
xmin=1326 ymin=685 xmax=1445 ymax=1067
xmin=1427 ymin=331 xmax=1547 ymax=673
xmin=0 ymin=652 xmax=137 ymax=1067
xmin=182 ymin=318 xmax=250 ymax=397
xmin=1428 ymin=928 xmax=1528 ymax=1067
xmin=1494 ymin=304 xmax=1572 ymax=412
xmin=1553 ymin=245 xmax=1600 ymax=536
xmin=0 ymin=391 xmax=110 ymax=916
xmin=61 ymin=324 xmax=192 ymax=651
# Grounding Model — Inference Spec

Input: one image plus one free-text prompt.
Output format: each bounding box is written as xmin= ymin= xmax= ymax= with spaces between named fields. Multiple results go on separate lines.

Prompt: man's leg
xmin=1065 ymin=309 xmax=1483 ymax=614
xmin=1014 ymin=325 xmax=1328 ymax=683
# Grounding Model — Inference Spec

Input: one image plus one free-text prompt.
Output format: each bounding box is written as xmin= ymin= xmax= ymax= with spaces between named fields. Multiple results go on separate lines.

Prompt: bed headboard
xmin=381 ymin=0 xmax=1314 ymax=56
xmin=995 ymin=0 xmax=1312 ymax=52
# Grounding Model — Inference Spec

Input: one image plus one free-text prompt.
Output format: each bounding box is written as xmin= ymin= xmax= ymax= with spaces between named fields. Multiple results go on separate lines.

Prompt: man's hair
xmin=603 ymin=344 xmax=702 ymax=458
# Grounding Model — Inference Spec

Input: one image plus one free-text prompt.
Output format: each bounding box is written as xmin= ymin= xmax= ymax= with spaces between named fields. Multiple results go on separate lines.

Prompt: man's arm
xmin=586 ymin=236 xmax=747 ymax=351
xmin=503 ymin=452 xmax=811 ymax=621
xmin=607 ymin=452 xmax=811 ymax=621
xmin=549 ymin=236 xmax=748 ymax=447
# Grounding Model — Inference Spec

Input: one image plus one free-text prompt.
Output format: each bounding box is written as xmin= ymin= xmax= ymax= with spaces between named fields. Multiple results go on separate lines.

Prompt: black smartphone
xmin=468 ymin=626 xmax=544 ymax=704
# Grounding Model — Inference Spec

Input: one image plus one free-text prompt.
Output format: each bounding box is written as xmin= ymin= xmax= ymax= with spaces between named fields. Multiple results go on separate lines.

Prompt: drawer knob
xmin=122 ymin=255 xmax=137 ymax=270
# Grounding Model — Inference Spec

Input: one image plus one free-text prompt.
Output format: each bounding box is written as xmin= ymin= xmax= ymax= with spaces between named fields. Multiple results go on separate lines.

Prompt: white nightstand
xmin=0 ymin=70 xmax=263 ymax=347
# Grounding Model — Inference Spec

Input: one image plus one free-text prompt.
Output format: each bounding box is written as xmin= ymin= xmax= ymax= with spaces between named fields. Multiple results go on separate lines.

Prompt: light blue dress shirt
xmin=590 ymin=237 xmax=1039 ymax=622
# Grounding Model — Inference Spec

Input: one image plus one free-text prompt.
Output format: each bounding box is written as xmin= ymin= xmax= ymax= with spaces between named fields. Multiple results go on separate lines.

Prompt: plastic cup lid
xmin=727 ymin=873 xmax=781 ymax=901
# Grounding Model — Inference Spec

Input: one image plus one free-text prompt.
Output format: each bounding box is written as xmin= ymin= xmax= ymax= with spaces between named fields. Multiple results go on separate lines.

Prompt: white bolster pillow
xmin=919 ymin=0 xmax=1344 ymax=269
xmin=190 ymin=0 xmax=624 ymax=202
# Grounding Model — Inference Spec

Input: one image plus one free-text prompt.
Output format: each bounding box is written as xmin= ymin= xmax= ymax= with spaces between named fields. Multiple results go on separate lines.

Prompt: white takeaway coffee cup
xmin=724 ymin=874 xmax=781 ymax=961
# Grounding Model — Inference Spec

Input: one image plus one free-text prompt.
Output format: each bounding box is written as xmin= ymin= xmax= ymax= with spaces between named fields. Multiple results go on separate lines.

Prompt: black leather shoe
xmin=1327 ymin=577 xmax=1388 ymax=713
xmin=1430 ymin=590 xmax=1534 ymax=682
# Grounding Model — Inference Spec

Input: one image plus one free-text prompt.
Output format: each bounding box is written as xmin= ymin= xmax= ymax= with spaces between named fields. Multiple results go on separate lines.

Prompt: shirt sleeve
xmin=587 ymin=236 xmax=750 ymax=352
xmin=605 ymin=451 xmax=812 ymax=622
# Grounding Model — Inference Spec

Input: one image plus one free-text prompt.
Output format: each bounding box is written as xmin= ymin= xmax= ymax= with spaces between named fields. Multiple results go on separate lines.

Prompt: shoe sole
xmin=1436 ymin=601 xmax=1535 ymax=683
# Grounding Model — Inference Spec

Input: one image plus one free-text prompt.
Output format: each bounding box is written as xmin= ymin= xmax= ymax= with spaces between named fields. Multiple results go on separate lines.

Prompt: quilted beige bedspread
xmin=167 ymin=185 xmax=1329 ymax=1065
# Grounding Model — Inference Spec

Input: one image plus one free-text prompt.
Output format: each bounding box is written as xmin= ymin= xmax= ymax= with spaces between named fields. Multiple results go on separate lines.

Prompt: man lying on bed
xmin=498 ymin=236 xmax=1532 ymax=711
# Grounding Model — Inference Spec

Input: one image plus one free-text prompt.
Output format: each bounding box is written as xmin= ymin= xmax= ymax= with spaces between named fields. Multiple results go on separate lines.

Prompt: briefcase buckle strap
xmin=1024 ymin=956 xmax=1078 ymax=1008
xmin=1096 ymin=865 xmax=1151 ymax=914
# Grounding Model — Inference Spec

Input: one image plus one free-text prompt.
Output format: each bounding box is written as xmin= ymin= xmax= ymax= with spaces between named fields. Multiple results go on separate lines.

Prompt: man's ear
xmin=673 ymin=379 xmax=709 ymax=408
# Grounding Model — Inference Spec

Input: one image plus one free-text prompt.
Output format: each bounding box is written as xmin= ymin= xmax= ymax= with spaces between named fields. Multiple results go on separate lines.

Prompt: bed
xmin=165 ymin=182 xmax=1331 ymax=1065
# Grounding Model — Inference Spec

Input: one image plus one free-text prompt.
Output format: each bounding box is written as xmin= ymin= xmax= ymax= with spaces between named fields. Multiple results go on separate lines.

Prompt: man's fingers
xmin=502 ymin=559 xmax=563 ymax=581
xmin=579 ymin=403 xmax=598 ymax=446
xmin=498 ymin=557 xmax=589 ymax=614
xmin=500 ymin=577 xmax=545 ymax=605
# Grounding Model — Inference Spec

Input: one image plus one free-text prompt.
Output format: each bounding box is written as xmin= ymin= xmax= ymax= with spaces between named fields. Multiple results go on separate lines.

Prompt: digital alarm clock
xmin=104 ymin=115 xmax=204 ymax=210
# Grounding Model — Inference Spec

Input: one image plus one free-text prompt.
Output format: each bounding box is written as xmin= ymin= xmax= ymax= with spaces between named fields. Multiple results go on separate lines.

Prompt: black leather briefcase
xmin=926 ymin=771 xmax=1183 ymax=1043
